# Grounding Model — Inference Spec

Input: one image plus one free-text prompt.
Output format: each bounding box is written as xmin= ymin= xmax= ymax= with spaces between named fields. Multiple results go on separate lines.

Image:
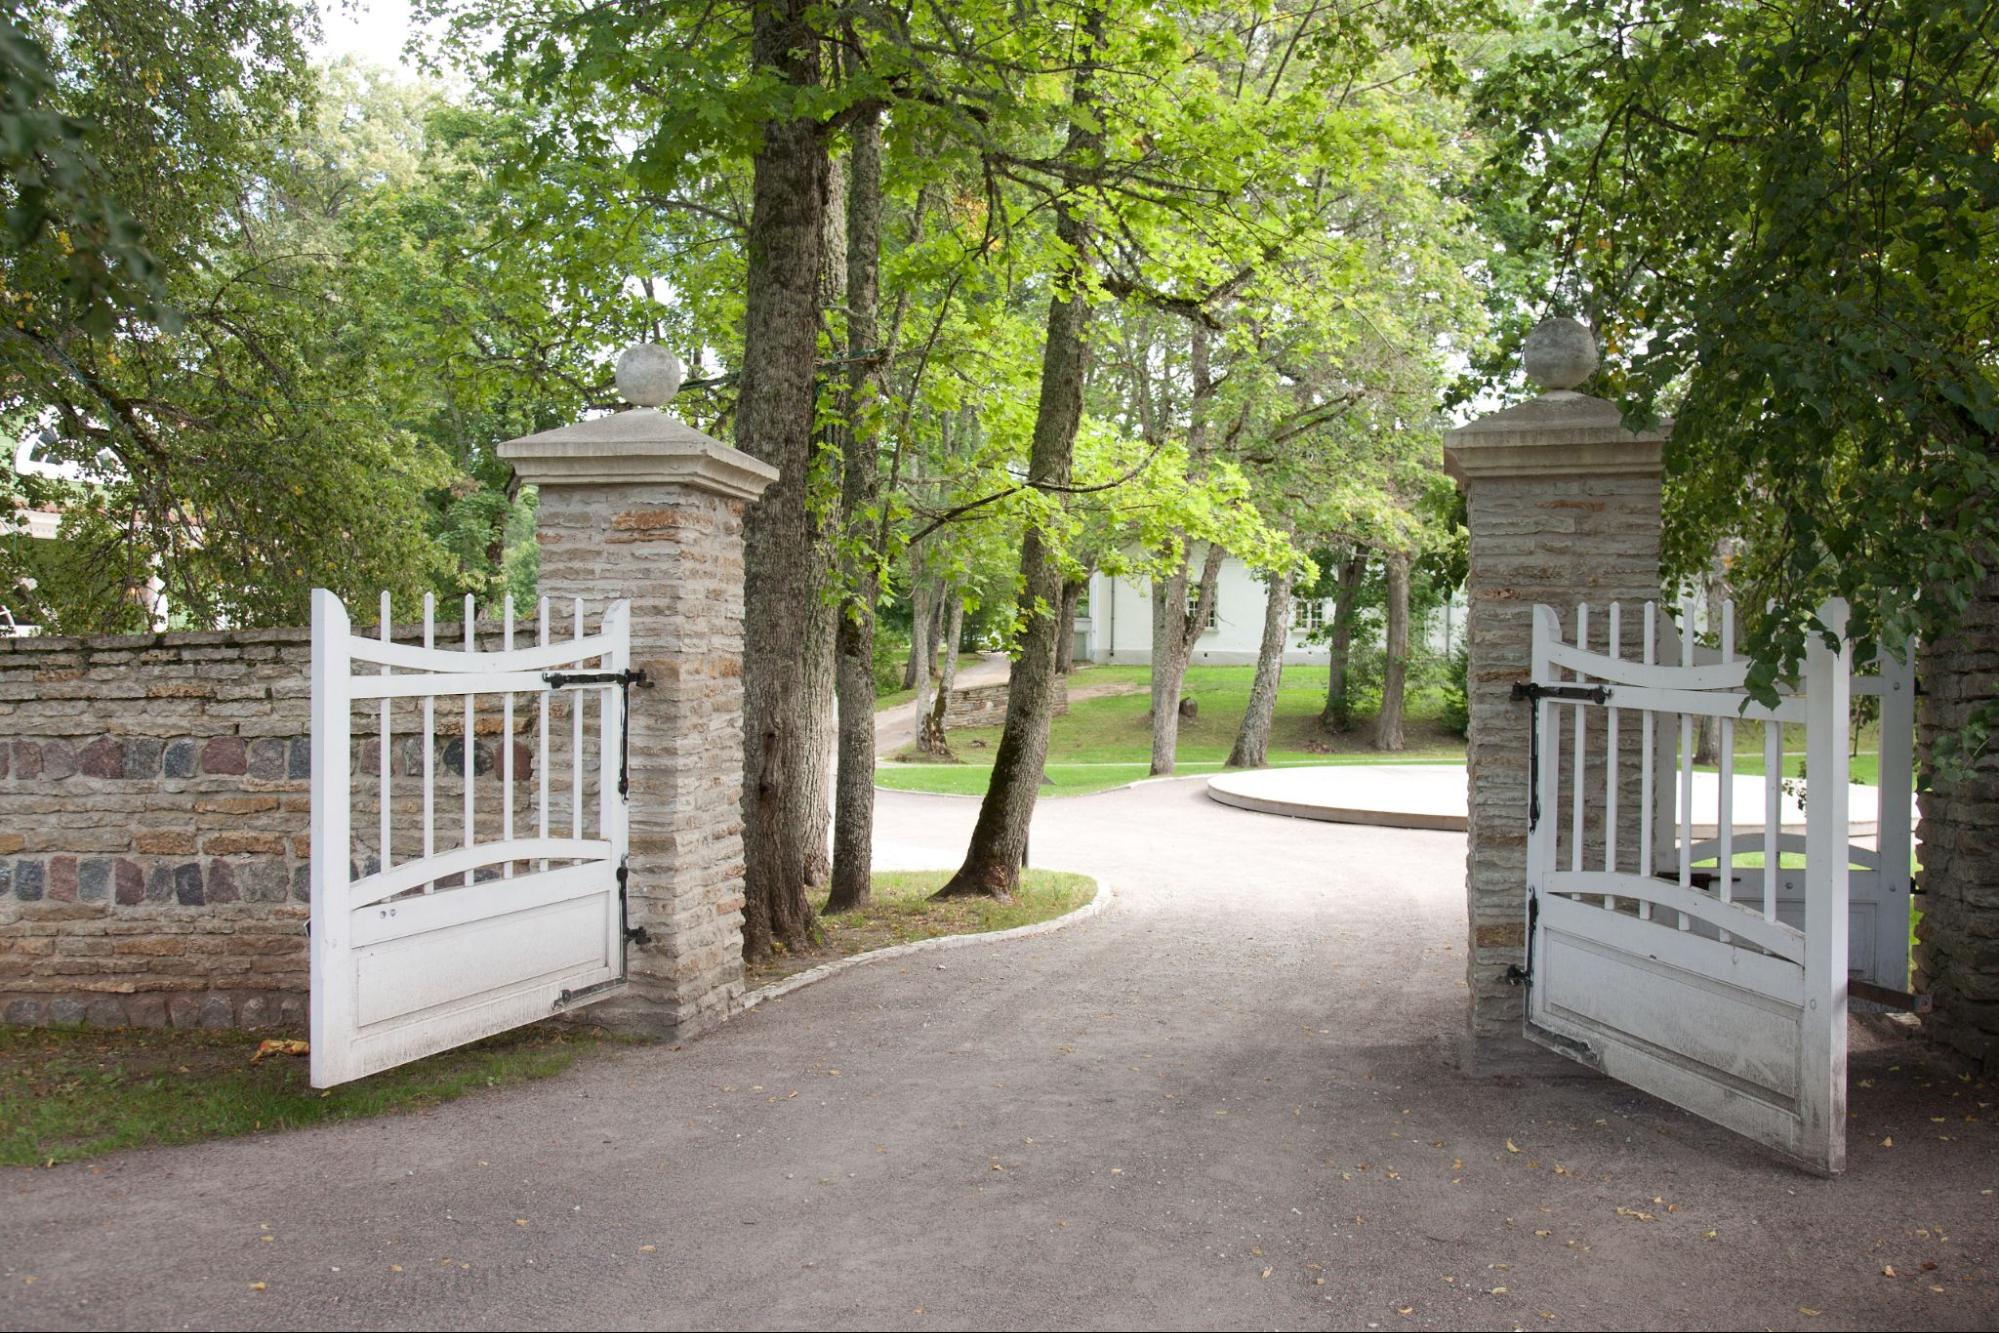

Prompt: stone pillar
xmin=1443 ymin=318 xmax=1670 ymax=1074
xmin=1916 ymin=568 xmax=1999 ymax=1068
xmin=499 ymin=346 xmax=776 ymax=1039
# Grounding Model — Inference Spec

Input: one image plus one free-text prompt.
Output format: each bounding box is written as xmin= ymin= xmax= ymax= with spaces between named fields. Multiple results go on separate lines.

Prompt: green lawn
xmin=877 ymin=662 xmax=1465 ymax=797
xmin=0 ymin=1022 xmax=595 ymax=1166
xmin=745 ymin=869 xmax=1096 ymax=988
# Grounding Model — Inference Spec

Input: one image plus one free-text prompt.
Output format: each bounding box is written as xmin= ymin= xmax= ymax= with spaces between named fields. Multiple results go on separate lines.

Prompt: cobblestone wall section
xmin=0 ymin=623 xmax=544 ymax=1029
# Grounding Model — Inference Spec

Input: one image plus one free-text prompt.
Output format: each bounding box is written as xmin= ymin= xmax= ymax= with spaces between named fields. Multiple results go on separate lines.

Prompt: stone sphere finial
xmin=1522 ymin=316 xmax=1599 ymax=392
xmin=615 ymin=343 xmax=684 ymax=408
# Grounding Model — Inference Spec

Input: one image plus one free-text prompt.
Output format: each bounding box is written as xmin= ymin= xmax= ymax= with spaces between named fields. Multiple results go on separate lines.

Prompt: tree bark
xmin=1055 ymin=577 xmax=1084 ymax=673
xmin=929 ymin=580 xmax=950 ymax=678
xmin=1229 ymin=566 xmax=1293 ymax=768
xmin=1692 ymin=544 xmax=1729 ymax=765
xmin=938 ymin=593 xmax=965 ymax=690
xmin=1373 ymin=550 xmax=1410 ymax=752
xmin=736 ymin=0 xmax=828 ymax=962
xmin=902 ymin=570 xmax=931 ymax=691
xmin=918 ymin=584 xmax=959 ymax=756
xmin=1320 ymin=550 xmax=1367 ymax=732
xmin=827 ymin=99 xmax=882 ymax=915
xmin=935 ymin=8 xmax=1103 ymax=900
xmin=1149 ymin=542 xmax=1224 ymax=775
xmin=1146 ymin=322 xmax=1219 ymax=777
xmin=795 ymin=147 xmax=847 ymax=896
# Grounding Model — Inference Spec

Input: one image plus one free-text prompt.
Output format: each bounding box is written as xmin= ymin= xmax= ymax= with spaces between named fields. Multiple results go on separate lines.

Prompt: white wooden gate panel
xmin=310 ymin=590 xmax=631 ymax=1089
xmin=1520 ymin=598 xmax=1902 ymax=1173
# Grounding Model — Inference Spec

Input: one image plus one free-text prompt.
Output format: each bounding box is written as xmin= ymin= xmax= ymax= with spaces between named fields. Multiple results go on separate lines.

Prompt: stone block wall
xmin=1458 ymin=473 xmax=1663 ymax=1068
xmin=0 ymin=623 xmax=549 ymax=1029
xmin=1916 ymin=569 xmax=1999 ymax=1067
xmin=942 ymin=678 xmax=1068 ymax=731
xmin=531 ymin=481 xmax=754 ymax=1040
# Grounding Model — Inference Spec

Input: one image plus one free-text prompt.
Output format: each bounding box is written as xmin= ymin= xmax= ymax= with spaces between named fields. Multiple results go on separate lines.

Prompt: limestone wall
xmin=530 ymin=482 xmax=754 ymax=1040
xmin=1916 ymin=570 xmax=1999 ymax=1066
xmin=942 ymin=678 xmax=1068 ymax=731
xmin=1460 ymin=475 xmax=1664 ymax=1063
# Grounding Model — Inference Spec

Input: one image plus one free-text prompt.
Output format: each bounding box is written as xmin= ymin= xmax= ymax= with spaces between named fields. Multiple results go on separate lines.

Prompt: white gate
xmin=309 ymin=589 xmax=634 ymax=1088
xmin=1520 ymin=597 xmax=1914 ymax=1174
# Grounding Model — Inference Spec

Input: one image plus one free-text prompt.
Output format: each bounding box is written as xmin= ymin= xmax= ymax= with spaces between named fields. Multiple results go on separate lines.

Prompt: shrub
xmin=873 ymin=624 xmax=912 ymax=697
xmin=1440 ymin=642 xmax=1470 ymax=739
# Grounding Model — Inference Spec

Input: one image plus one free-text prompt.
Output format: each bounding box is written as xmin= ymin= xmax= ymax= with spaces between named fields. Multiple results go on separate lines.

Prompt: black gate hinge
xmin=543 ymin=668 xmax=649 ymax=798
xmin=1511 ymin=681 xmax=1611 ymax=705
xmin=1509 ymin=888 xmax=1539 ymax=987
xmin=616 ymin=862 xmax=651 ymax=946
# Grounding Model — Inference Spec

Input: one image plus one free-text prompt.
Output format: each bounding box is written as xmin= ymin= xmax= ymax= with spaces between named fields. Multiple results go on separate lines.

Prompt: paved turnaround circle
xmin=0 ymin=781 xmax=1986 ymax=1331
xmin=1204 ymin=761 xmax=1905 ymax=836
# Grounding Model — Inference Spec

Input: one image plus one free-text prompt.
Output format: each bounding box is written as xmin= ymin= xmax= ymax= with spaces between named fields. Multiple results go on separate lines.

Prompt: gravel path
xmin=2 ymin=781 xmax=1992 ymax=1331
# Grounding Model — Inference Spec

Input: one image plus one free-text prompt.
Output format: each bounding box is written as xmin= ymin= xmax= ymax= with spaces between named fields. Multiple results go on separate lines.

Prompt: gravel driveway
xmin=1 ymin=780 xmax=1992 ymax=1331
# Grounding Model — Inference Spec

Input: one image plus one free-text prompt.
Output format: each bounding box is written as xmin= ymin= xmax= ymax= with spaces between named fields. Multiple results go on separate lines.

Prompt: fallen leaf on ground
xmin=250 ymin=1039 xmax=308 ymax=1064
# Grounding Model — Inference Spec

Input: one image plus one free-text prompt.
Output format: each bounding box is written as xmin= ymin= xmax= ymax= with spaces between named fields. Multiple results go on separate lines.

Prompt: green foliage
xmin=1475 ymin=0 xmax=1999 ymax=739
xmin=873 ymin=622 xmax=912 ymax=697
xmin=1440 ymin=641 xmax=1470 ymax=738
xmin=0 ymin=29 xmax=650 ymax=633
xmin=0 ymin=0 xmax=168 ymax=330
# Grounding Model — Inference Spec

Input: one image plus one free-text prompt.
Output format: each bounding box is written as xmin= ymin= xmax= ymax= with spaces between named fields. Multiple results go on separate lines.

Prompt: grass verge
xmin=744 ymin=869 xmax=1096 ymax=990
xmin=0 ymin=1022 xmax=594 ymax=1167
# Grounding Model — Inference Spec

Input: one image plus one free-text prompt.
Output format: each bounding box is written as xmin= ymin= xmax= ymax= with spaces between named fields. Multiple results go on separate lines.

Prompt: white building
xmin=1074 ymin=548 xmax=1463 ymax=667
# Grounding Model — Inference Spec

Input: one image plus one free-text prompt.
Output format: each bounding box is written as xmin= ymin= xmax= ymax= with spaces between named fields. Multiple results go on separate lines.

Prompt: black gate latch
xmin=1511 ymin=681 xmax=1611 ymax=705
xmin=543 ymin=668 xmax=650 ymax=690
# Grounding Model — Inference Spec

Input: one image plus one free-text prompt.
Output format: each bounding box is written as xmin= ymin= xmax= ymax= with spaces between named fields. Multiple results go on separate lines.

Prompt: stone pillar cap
xmin=1444 ymin=391 xmax=1670 ymax=486
xmin=500 ymin=406 xmax=777 ymax=501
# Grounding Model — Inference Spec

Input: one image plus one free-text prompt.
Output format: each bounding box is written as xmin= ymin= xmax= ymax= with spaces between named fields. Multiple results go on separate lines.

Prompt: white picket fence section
xmin=309 ymin=589 xmax=632 ymax=1089
xmin=1521 ymin=596 xmax=1914 ymax=1174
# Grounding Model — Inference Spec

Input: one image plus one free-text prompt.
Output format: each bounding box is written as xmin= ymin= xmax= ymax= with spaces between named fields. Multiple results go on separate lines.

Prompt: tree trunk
xmin=1055 ymin=577 xmax=1084 ymax=673
xmin=1321 ymin=551 xmax=1367 ymax=732
xmin=1146 ymin=322 xmax=1219 ymax=777
xmin=1229 ymin=566 xmax=1293 ymax=768
xmin=794 ymin=150 xmax=846 ymax=897
xmin=935 ymin=9 xmax=1102 ymax=900
xmin=929 ymin=581 xmax=950 ymax=678
xmin=918 ymin=584 xmax=959 ymax=756
xmin=902 ymin=569 xmax=931 ymax=691
xmin=1149 ymin=543 xmax=1224 ymax=775
xmin=1692 ymin=546 xmax=1729 ymax=765
xmin=938 ymin=593 xmax=965 ymax=691
xmin=827 ymin=100 xmax=882 ymax=916
xmin=736 ymin=0 xmax=828 ymax=962
xmin=1373 ymin=550 xmax=1410 ymax=752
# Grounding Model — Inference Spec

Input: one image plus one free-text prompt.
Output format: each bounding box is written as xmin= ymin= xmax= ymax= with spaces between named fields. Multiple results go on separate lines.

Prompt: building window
xmin=1187 ymin=592 xmax=1217 ymax=632
xmin=1293 ymin=597 xmax=1326 ymax=633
